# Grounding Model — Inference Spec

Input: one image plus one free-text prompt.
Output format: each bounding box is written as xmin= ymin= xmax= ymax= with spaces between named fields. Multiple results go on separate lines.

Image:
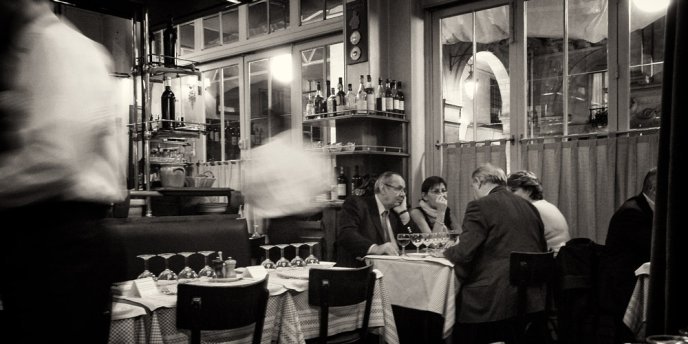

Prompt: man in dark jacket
xmin=598 ymin=167 xmax=657 ymax=343
xmin=444 ymin=163 xmax=547 ymax=344
xmin=335 ymin=171 xmax=420 ymax=267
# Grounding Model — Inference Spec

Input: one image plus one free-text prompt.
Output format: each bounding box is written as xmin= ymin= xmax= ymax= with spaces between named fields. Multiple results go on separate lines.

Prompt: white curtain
xmin=197 ymin=160 xmax=242 ymax=203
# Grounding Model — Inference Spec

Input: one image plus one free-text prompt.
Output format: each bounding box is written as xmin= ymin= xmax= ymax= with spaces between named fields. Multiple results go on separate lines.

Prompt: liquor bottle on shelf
xmin=149 ymin=114 xmax=157 ymax=132
xmin=305 ymin=80 xmax=315 ymax=118
xmin=351 ymin=165 xmax=362 ymax=195
xmin=161 ymin=77 xmax=175 ymax=130
xmin=365 ymin=75 xmax=375 ymax=111
xmin=314 ymin=81 xmax=324 ymax=115
xmin=384 ymin=79 xmax=394 ymax=113
xmin=327 ymin=87 xmax=337 ymax=113
xmin=346 ymin=83 xmax=356 ymax=114
xmin=394 ymin=81 xmax=405 ymax=114
xmin=337 ymin=166 xmax=348 ymax=200
xmin=356 ymin=75 xmax=367 ymax=114
xmin=321 ymin=80 xmax=331 ymax=114
xmin=336 ymin=77 xmax=346 ymax=112
xmin=376 ymin=78 xmax=384 ymax=111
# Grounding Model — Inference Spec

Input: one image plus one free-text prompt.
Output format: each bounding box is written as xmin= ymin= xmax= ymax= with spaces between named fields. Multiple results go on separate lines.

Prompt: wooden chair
xmin=176 ymin=278 xmax=269 ymax=344
xmin=509 ymin=251 xmax=556 ymax=344
xmin=307 ymin=265 xmax=376 ymax=344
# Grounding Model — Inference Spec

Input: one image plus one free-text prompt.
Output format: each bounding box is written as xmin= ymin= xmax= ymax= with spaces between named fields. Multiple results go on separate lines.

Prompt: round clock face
xmin=349 ymin=30 xmax=361 ymax=45
xmin=349 ymin=46 xmax=361 ymax=61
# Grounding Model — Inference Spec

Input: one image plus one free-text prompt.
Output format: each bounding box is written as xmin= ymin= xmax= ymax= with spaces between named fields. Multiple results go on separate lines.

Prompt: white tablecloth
xmin=623 ymin=262 xmax=650 ymax=341
xmin=365 ymin=255 xmax=460 ymax=338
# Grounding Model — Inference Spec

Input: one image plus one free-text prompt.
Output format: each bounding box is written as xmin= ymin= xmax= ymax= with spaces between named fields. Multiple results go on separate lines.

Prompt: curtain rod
xmin=518 ymin=127 xmax=659 ymax=143
xmin=435 ymin=136 xmax=514 ymax=149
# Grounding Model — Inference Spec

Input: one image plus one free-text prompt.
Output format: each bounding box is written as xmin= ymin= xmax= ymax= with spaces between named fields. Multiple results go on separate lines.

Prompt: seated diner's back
xmin=105 ymin=215 xmax=250 ymax=281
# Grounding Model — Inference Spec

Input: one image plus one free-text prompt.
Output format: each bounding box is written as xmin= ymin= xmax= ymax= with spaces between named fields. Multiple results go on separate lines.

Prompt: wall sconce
xmin=464 ymin=64 xmax=476 ymax=100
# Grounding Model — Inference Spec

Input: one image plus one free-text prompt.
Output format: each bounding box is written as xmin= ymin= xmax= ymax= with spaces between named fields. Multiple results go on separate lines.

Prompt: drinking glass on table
xmin=274 ymin=244 xmax=291 ymax=268
xmin=197 ymin=251 xmax=216 ymax=278
xmin=260 ymin=245 xmax=276 ymax=269
xmin=157 ymin=253 xmax=178 ymax=280
xmin=422 ymin=232 xmax=433 ymax=254
xmin=136 ymin=254 xmax=157 ymax=280
xmin=177 ymin=252 xmax=199 ymax=280
xmin=410 ymin=233 xmax=423 ymax=254
xmin=396 ymin=233 xmax=411 ymax=256
xmin=304 ymin=242 xmax=319 ymax=265
xmin=290 ymin=243 xmax=306 ymax=267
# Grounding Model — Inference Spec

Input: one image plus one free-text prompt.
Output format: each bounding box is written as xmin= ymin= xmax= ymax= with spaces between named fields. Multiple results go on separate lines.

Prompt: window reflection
xmin=222 ymin=9 xmax=239 ymax=44
xmin=249 ymin=54 xmax=293 ymax=147
xmin=301 ymin=0 xmax=343 ymax=24
xmin=249 ymin=1 xmax=268 ymax=37
xmin=203 ymin=15 xmax=220 ymax=49
xmin=179 ymin=22 xmax=195 ymax=56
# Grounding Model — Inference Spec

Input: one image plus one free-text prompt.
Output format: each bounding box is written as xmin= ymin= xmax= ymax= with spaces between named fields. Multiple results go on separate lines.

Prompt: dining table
xmin=365 ymin=253 xmax=460 ymax=343
xmin=108 ymin=263 xmax=399 ymax=344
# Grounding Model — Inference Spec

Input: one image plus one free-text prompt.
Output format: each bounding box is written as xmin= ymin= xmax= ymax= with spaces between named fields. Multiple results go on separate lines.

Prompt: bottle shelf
xmin=129 ymin=120 xmax=207 ymax=140
xmin=307 ymin=144 xmax=408 ymax=157
xmin=303 ymin=110 xmax=407 ymax=123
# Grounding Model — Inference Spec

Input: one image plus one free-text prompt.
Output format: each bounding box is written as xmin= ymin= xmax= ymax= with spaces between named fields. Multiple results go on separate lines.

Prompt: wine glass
xmin=136 ymin=254 xmax=157 ymax=280
xmin=290 ymin=243 xmax=306 ymax=267
xmin=157 ymin=253 xmax=178 ymax=280
xmin=396 ymin=233 xmax=411 ymax=256
xmin=177 ymin=252 xmax=198 ymax=280
xmin=197 ymin=251 xmax=216 ymax=278
xmin=260 ymin=245 xmax=276 ymax=269
xmin=274 ymin=244 xmax=291 ymax=268
xmin=422 ymin=233 xmax=433 ymax=254
xmin=304 ymin=242 xmax=319 ymax=265
xmin=411 ymin=233 xmax=423 ymax=254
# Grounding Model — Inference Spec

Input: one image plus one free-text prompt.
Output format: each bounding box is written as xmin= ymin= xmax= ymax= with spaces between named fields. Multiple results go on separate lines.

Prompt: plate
xmin=405 ymin=252 xmax=428 ymax=258
xmin=275 ymin=268 xmax=310 ymax=280
xmin=208 ymin=276 xmax=243 ymax=283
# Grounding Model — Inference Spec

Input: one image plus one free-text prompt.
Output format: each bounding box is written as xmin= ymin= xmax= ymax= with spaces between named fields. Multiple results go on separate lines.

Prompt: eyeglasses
xmin=428 ymin=189 xmax=447 ymax=194
xmin=384 ymin=183 xmax=406 ymax=194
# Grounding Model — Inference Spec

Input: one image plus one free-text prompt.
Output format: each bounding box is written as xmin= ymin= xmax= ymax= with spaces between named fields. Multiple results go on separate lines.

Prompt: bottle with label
xmin=314 ymin=81 xmax=324 ymax=115
xmin=346 ymin=83 xmax=356 ymax=114
xmin=161 ymin=77 xmax=175 ymax=130
xmin=336 ymin=77 xmax=346 ymax=112
xmin=394 ymin=81 xmax=405 ymax=114
xmin=337 ymin=166 xmax=348 ymax=200
xmin=384 ymin=79 xmax=394 ymax=112
xmin=305 ymin=80 xmax=315 ymax=118
xmin=163 ymin=18 xmax=177 ymax=67
xmin=327 ymin=87 xmax=337 ymax=113
xmin=356 ymin=75 xmax=367 ymax=114
xmin=351 ymin=165 xmax=362 ymax=195
xmin=321 ymin=80 xmax=331 ymax=114
xmin=376 ymin=78 xmax=384 ymax=111
xmin=365 ymin=75 xmax=375 ymax=111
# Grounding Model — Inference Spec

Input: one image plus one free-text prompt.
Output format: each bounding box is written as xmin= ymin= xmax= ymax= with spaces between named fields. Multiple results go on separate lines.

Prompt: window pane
xmin=152 ymin=31 xmax=163 ymax=64
xmin=249 ymin=59 xmax=268 ymax=147
xmin=301 ymin=0 xmax=323 ymax=24
xmin=270 ymin=54 xmax=292 ymax=139
xmin=222 ymin=9 xmax=239 ymax=44
xmin=629 ymin=3 xmax=666 ymax=129
xmin=203 ymin=15 xmax=220 ymax=49
xmin=326 ymin=0 xmax=343 ymax=19
xmin=302 ymin=47 xmax=325 ymax=143
xmin=203 ymin=69 xmax=222 ymax=161
xmin=179 ymin=22 xmax=195 ymax=56
xmin=270 ymin=0 xmax=290 ymax=33
xmin=223 ymin=65 xmax=241 ymax=160
xmin=248 ymin=1 xmax=268 ymax=38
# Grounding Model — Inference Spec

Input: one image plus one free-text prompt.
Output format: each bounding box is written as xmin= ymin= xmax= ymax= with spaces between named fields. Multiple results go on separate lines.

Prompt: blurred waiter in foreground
xmin=0 ymin=0 xmax=127 ymax=342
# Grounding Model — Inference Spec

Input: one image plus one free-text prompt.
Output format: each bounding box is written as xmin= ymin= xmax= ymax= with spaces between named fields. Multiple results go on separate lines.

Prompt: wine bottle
xmin=394 ymin=81 xmax=405 ymax=114
xmin=376 ymin=78 xmax=384 ymax=111
xmin=337 ymin=166 xmax=348 ymax=200
xmin=327 ymin=87 xmax=337 ymax=113
xmin=161 ymin=77 xmax=175 ymax=130
xmin=365 ymin=75 xmax=375 ymax=111
xmin=336 ymin=77 xmax=346 ymax=112
xmin=346 ymin=83 xmax=356 ymax=114
xmin=351 ymin=165 xmax=362 ymax=195
xmin=321 ymin=80 xmax=331 ymax=114
xmin=356 ymin=75 xmax=367 ymax=114
xmin=384 ymin=79 xmax=394 ymax=112
xmin=314 ymin=81 xmax=324 ymax=115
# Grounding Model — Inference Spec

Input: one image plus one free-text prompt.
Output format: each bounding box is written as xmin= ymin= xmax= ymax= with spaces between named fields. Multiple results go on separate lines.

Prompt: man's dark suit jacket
xmin=598 ymin=193 xmax=653 ymax=342
xmin=335 ymin=195 xmax=419 ymax=267
xmin=444 ymin=186 xmax=547 ymax=323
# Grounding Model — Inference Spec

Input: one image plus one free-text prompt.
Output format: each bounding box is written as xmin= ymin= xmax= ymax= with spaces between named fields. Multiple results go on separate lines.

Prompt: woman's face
xmin=423 ymin=183 xmax=447 ymax=209
xmin=510 ymin=186 xmax=532 ymax=201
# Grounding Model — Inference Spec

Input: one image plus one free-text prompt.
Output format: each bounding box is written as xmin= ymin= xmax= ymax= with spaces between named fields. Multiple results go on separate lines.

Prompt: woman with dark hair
xmin=410 ymin=176 xmax=460 ymax=233
xmin=507 ymin=170 xmax=570 ymax=253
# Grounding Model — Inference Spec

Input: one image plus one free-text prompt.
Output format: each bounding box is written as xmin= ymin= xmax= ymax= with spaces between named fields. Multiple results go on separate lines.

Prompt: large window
xmin=300 ymin=0 xmax=343 ymax=24
xmin=203 ymin=64 xmax=242 ymax=161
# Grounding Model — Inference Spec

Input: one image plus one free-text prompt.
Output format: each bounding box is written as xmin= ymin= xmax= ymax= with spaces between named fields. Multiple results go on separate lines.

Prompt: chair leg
xmin=190 ymin=329 xmax=201 ymax=344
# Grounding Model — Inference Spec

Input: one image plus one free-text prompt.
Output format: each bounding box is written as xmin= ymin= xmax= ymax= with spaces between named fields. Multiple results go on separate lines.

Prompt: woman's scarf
xmin=419 ymin=199 xmax=439 ymax=224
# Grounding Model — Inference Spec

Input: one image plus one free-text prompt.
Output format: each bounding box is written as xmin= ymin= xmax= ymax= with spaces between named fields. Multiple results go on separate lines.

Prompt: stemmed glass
xmin=411 ymin=233 xmax=423 ymax=254
xmin=304 ymin=242 xmax=319 ymax=265
xmin=422 ymin=233 xmax=433 ymax=254
xmin=157 ymin=253 xmax=178 ymax=280
xmin=177 ymin=252 xmax=199 ymax=280
xmin=260 ymin=245 xmax=276 ymax=269
xmin=396 ymin=233 xmax=411 ymax=256
xmin=136 ymin=254 xmax=157 ymax=280
xmin=274 ymin=244 xmax=291 ymax=268
xmin=290 ymin=243 xmax=306 ymax=267
xmin=197 ymin=251 xmax=216 ymax=278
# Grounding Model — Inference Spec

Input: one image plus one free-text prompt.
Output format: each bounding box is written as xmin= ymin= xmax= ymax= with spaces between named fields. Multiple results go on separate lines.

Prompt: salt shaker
xmin=212 ymin=251 xmax=225 ymax=278
xmin=223 ymin=256 xmax=237 ymax=278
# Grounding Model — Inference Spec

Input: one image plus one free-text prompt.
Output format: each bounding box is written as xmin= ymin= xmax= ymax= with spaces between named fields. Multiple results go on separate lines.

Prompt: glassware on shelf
xmin=304 ymin=242 xmax=319 ymax=265
xmin=136 ymin=254 xmax=157 ymax=280
xmin=274 ymin=244 xmax=291 ymax=268
xmin=157 ymin=253 xmax=178 ymax=280
xmin=260 ymin=245 xmax=276 ymax=269
xmin=177 ymin=252 xmax=199 ymax=280
xmin=197 ymin=251 xmax=216 ymax=278
xmin=290 ymin=243 xmax=306 ymax=267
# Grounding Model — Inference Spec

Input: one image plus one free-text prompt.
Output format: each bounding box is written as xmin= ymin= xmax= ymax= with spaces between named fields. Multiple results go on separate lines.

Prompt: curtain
xmin=520 ymin=134 xmax=658 ymax=243
xmin=443 ymin=140 xmax=507 ymax=225
xmin=647 ymin=0 xmax=688 ymax=336
xmin=197 ymin=160 xmax=242 ymax=203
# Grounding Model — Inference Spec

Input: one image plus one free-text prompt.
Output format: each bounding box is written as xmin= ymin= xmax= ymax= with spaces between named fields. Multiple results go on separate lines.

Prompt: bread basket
xmin=185 ymin=171 xmax=216 ymax=188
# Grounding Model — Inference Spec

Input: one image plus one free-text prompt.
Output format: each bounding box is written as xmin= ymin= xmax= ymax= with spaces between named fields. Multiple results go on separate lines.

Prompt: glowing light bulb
xmin=633 ymin=0 xmax=670 ymax=13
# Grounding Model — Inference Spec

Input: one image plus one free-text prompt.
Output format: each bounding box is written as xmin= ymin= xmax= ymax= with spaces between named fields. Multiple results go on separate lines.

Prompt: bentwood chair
xmin=307 ymin=265 xmax=377 ymax=344
xmin=176 ymin=278 xmax=269 ymax=344
xmin=509 ymin=251 xmax=556 ymax=344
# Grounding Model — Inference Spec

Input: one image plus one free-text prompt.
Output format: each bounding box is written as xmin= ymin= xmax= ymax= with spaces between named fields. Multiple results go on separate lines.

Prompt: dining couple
xmin=335 ymin=164 xmax=567 ymax=344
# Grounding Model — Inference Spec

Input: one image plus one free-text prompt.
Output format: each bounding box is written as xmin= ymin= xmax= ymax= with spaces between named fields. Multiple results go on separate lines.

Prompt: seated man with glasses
xmin=335 ymin=171 xmax=420 ymax=267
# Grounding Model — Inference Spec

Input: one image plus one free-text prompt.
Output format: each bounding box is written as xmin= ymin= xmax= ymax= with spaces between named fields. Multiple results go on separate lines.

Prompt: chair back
xmin=510 ymin=251 xmax=556 ymax=344
xmin=308 ymin=265 xmax=376 ymax=344
xmin=177 ymin=278 xmax=269 ymax=344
